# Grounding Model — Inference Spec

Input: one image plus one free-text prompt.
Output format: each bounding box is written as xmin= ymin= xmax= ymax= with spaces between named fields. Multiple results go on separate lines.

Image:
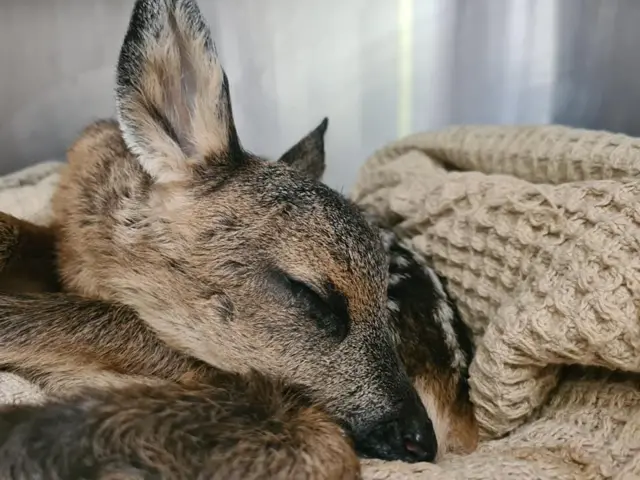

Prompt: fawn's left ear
xmin=277 ymin=118 xmax=329 ymax=182
xmin=115 ymin=0 xmax=241 ymax=184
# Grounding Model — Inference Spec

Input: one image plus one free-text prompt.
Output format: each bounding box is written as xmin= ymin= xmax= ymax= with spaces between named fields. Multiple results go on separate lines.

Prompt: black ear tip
xmin=318 ymin=117 xmax=329 ymax=134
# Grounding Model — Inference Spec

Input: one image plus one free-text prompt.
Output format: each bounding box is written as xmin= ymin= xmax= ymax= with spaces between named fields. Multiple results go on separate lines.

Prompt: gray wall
xmin=2 ymin=1 xmax=640 ymax=191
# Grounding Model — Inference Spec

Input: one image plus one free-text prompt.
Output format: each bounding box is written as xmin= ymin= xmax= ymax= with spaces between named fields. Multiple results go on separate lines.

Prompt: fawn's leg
xmin=0 ymin=292 xmax=221 ymax=396
xmin=0 ymin=370 xmax=360 ymax=480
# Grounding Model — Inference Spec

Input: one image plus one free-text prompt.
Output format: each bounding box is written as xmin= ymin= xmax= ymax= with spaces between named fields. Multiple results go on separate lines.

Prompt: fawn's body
xmin=0 ymin=0 xmax=477 ymax=477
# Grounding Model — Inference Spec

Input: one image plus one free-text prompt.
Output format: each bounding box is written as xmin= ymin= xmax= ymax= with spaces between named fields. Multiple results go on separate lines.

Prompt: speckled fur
xmin=0 ymin=371 xmax=360 ymax=480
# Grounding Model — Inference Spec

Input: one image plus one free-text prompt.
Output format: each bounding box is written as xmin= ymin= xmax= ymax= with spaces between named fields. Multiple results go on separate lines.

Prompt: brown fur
xmin=0 ymin=293 xmax=212 ymax=394
xmin=0 ymin=208 xmax=476 ymax=477
xmin=0 ymin=275 xmax=361 ymax=478
xmin=0 ymin=0 xmax=477 ymax=475
xmin=0 ymin=373 xmax=360 ymax=480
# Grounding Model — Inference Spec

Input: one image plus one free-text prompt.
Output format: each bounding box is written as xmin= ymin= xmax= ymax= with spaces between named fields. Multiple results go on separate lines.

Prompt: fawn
xmin=0 ymin=0 xmax=477 ymax=477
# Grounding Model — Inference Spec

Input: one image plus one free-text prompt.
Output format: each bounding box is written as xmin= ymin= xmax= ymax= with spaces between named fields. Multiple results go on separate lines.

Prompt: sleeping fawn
xmin=0 ymin=1 xmax=477 ymax=478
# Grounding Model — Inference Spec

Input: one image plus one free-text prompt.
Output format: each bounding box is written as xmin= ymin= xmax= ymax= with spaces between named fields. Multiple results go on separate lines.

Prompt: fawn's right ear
xmin=277 ymin=118 xmax=329 ymax=182
xmin=116 ymin=0 xmax=241 ymax=184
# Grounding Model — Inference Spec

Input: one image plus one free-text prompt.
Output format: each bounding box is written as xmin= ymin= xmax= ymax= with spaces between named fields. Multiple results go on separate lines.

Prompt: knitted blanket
xmin=355 ymin=126 xmax=640 ymax=479
xmin=2 ymin=126 xmax=640 ymax=479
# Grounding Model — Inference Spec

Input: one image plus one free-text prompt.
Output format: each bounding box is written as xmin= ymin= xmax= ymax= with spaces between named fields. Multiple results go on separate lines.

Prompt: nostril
xmin=404 ymin=436 xmax=425 ymax=455
xmin=403 ymin=432 xmax=431 ymax=460
xmin=399 ymin=412 xmax=438 ymax=462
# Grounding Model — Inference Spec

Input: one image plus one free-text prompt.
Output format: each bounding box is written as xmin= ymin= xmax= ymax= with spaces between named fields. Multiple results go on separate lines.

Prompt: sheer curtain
xmin=211 ymin=0 xmax=561 ymax=190
xmin=0 ymin=1 xmax=638 ymax=190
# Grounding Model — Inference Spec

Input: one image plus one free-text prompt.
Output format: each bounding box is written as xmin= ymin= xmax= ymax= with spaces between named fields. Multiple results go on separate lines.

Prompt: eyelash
xmin=286 ymin=277 xmax=318 ymax=296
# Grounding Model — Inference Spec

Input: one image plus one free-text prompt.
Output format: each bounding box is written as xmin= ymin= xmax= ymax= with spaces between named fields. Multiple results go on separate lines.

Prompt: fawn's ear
xmin=277 ymin=118 xmax=328 ymax=182
xmin=116 ymin=0 xmax=241 ymax=183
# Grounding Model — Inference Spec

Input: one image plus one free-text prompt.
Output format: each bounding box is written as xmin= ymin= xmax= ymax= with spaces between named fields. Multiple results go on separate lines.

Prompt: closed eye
xmin=284 ymin=275 xmax=350 ymax=341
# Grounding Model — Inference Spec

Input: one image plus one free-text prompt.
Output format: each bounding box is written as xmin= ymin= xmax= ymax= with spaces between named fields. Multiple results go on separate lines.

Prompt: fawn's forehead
xmin=251 ymin=165 xmax=383 ymax=253
xmin=248 ymin=165 xmax=389 ymax=314
xmin=304 ymin=206 xmax=388 ymax=317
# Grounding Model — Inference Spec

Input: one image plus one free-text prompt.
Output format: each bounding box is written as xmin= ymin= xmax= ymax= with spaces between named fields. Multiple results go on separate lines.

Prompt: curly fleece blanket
xmin=2 ymin=127 xmax=640 ymax=479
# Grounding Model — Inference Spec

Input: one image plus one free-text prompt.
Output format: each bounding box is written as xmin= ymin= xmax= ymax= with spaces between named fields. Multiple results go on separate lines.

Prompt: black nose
xmin=353 ymin=393 xmax=437 ymax=463
xmin=396 ymin=396 xmax=437 ymax=462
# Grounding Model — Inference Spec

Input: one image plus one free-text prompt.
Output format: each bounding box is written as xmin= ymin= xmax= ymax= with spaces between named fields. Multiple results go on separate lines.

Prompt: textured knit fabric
xmin=353 ymin=125 xmax=640 ymax=479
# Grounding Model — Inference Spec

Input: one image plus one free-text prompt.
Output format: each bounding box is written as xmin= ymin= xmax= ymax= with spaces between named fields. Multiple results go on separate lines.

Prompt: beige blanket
xmin=3 ymin=127 xmax=640 ymax=479
xmin=356 ymin=126 xmax=640 ymax=479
